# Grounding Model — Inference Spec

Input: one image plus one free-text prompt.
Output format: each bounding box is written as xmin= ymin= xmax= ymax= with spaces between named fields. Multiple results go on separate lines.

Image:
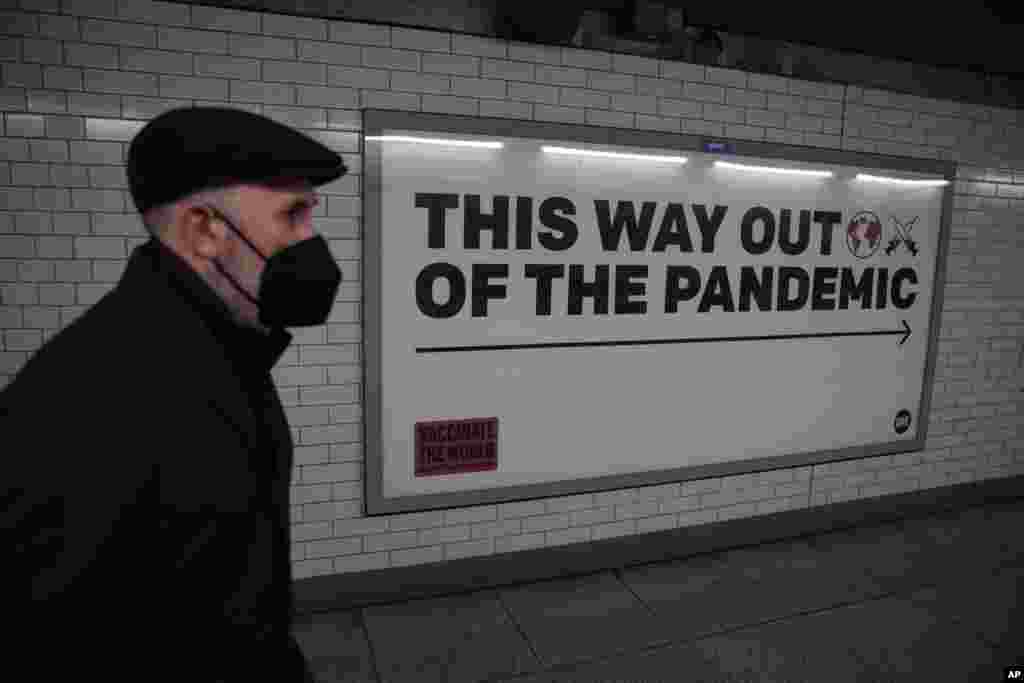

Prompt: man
xmin=2 ymin=107 xmax=346 ymax=681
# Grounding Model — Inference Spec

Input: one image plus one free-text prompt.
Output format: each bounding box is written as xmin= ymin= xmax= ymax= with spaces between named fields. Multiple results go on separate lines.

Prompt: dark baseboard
xmin=293 ymin=474 xmax=1023 ymax=615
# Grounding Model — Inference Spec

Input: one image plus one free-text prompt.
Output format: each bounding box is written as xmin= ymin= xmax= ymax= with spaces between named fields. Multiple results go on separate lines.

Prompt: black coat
xmin=2 ymin=238 xmax=315 ymax=682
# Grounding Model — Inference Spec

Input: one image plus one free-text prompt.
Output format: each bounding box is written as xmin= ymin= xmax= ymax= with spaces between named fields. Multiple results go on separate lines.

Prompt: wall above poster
xmin=362 ymin=109 xmax=954 ymax=515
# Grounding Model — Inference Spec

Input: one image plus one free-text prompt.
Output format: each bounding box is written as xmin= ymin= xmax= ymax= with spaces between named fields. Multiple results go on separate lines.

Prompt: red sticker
xmin=415 ymin=417 xmax=498 ymax=477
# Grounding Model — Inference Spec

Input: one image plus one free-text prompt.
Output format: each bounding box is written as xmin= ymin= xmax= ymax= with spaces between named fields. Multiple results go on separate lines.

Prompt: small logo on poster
xmin=846 ymin=210 xmax=883 ymax=259
xmin=415 ymin=417 xmax=498 ymax=477
xmin=1005 ymin=665 xmax=1023 ymax=680
xmin=894 ymin=409 xmax=912 ymax=435
xmin=885 ymin=216 xmax=920 ymax=256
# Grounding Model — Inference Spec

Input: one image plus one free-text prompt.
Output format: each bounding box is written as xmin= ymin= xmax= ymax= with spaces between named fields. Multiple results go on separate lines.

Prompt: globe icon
xmin=846 ymin=211 xmax=882 ymax=259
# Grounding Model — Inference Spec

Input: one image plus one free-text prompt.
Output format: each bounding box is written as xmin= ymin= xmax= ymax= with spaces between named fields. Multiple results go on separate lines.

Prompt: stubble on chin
xmin=202 ymin=259 xmax=269 ymax=333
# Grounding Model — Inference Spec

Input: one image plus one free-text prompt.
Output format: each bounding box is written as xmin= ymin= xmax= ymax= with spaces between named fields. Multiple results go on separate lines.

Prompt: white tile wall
xmin=1 ymin=0 xmax=1022 ymax=580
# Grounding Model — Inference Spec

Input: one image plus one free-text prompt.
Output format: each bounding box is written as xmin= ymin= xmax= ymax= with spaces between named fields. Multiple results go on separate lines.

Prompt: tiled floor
xmin=293 ymin=500 xmax=1023 ymax=682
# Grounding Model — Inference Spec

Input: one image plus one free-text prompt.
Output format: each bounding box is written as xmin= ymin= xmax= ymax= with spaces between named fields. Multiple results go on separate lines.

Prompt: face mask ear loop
xmin=207 ymin=205 xmax=263 ymax=308
xmin=207 ymin=205 xmax=270 ymax=262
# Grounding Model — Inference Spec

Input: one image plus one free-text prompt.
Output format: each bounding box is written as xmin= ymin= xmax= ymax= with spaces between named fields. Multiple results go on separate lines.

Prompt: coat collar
xmin=127 ymin=238 xmax=293 ymax=375
xmin=118 ymin=238 xmax=295 ymax=462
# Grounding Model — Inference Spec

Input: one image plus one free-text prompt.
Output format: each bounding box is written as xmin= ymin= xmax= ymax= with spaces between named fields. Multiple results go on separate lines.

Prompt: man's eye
xmin=292 ymin=198 xmax=319 ymax=218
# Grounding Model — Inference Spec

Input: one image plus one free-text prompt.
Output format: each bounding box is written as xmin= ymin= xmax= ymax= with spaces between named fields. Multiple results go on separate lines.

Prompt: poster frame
xmin=361 ymin=108 xmax=955 ymax=516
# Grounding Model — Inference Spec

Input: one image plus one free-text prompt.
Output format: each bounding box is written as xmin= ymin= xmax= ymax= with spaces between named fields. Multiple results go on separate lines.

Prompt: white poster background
xmin=374 ymin=132 xmax=943 ymax=498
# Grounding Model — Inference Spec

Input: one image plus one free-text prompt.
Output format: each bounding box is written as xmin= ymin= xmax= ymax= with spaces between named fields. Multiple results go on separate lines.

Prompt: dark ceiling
xmin=665 ymin=0 xmax=1024 ymax=77
xmin=217 ymin=0 xmax=1024 ymax=94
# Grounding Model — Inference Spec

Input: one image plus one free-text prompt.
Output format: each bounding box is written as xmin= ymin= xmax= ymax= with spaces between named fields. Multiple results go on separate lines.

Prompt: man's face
xmin=233 ymin=179 xmax=320 ymax=256
xmin=206 ymin=179 xmax=321 ymax=329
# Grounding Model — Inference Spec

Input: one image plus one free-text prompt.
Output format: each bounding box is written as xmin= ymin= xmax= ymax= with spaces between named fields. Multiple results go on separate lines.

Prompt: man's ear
xmin=185 ymin=206 xmax=228 ymax=261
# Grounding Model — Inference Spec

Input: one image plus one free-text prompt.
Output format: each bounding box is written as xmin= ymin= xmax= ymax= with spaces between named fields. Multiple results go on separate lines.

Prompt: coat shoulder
xmin=0 ymin=282 xmax=209 ymax=430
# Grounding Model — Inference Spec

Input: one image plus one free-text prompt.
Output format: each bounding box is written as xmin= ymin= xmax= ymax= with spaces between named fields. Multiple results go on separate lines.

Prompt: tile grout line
xmin=807 ymin=463 xmax=815 ymax=508
xmin=489 ymin=568 xmax=971 ymax=681
xmin=614 ymin=566 xmax=659 ymax=618
xmin=840 ymin=82 xmax=848 ymax=140
xmin=492 ymin=586 xmax=545 ymax=677
xmin=356 ymin=607 xmax=385 ymax=683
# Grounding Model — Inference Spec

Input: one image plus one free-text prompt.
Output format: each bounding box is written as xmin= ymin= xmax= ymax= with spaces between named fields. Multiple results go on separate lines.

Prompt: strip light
xmin=713 ymin=160 xmax=833 ymax=177
xmin=855 ymin=173 xmax=949 ymax=187
xmin=364 ymin=135 xmax=504 ymax=149
xmin=542 ymin=146 xmax=688 ymax=163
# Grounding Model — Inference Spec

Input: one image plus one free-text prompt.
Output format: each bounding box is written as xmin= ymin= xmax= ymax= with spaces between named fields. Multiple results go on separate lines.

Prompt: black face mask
xmin=210 ymin=207 xmax=342 ymax=328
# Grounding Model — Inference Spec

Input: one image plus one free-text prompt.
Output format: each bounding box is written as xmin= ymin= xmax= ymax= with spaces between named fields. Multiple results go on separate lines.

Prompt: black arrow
xmin=416 ymin=320 xmax=912 ymax=353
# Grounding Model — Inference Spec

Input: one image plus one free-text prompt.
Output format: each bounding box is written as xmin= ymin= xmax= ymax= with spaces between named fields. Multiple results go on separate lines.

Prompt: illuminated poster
xmin=362 ymin=110 xmax=953 ymax=514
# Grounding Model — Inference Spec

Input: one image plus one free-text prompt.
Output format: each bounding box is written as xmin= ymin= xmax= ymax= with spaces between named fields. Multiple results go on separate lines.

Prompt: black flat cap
xmin=127 ymin=106 xmax=347 ymax=214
